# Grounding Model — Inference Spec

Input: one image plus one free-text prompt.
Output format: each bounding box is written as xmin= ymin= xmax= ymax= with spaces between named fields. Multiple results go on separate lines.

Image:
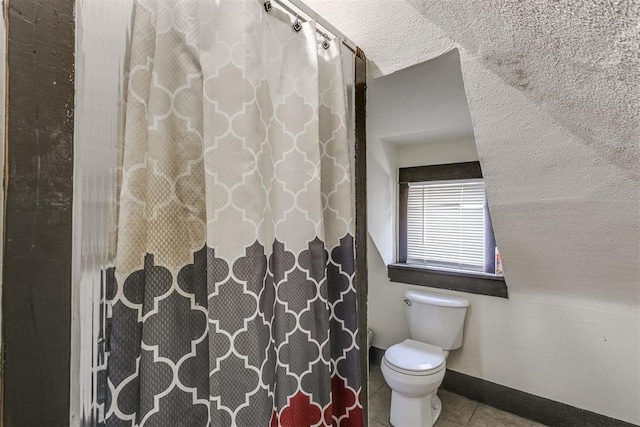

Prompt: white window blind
xmin=407 ymin=180 xmax=485 ymax=271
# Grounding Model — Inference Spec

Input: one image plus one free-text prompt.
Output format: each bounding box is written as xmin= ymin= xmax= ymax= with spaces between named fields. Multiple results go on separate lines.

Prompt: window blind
xmin=407 ymin=180 xmax=485 ymax=271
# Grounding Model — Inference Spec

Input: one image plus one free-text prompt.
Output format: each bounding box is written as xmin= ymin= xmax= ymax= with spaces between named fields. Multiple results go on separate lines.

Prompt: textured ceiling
xmin=305 ymin=0 xmax=639 ymax=180
xmin=406 ymin=0 xmax=639 ymax=181
xmin=303 ymin=0 xmax=457 ymax=77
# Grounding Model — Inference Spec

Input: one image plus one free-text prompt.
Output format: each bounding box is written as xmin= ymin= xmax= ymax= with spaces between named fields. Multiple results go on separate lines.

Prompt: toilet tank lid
xmin=405 ymin=290 xmax=469 ymax=308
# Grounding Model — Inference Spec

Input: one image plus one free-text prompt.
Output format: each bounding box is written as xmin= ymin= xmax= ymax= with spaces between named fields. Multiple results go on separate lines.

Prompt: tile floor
xmin=368 ymin=366 xmax=546 ymax=427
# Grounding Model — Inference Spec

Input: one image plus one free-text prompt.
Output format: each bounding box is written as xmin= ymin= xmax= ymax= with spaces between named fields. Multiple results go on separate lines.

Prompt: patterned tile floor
xmin=368 ymin=366 xmax=547 ymax=427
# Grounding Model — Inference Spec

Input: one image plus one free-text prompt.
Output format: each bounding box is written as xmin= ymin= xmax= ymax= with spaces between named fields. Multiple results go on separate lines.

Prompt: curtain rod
xmin=270 ymin=0 xmax=358 ymax=53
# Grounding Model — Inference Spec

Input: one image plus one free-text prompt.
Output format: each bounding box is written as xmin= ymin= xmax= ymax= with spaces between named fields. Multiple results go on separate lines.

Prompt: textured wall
xmin=305 ymin=0 xmax=458 ymax=78
xmin=305 ymin=0 xmax=640 ymax=424
xmin=307 ymin=0 xmax=638 ymax=178
xmin=407 ymin=0 xmax=639 ymax=183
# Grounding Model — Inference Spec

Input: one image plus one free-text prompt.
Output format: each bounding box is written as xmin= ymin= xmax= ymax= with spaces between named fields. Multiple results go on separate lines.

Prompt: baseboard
xmin=369 ymin=346 xmax=637 ymax=427
xmin=369 ymin=346 xmax=385 ymax=366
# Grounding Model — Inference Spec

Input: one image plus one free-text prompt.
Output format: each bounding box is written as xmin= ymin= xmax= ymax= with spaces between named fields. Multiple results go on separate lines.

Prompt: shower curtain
xmin=104 ymin=1 xmax=362 ymax=426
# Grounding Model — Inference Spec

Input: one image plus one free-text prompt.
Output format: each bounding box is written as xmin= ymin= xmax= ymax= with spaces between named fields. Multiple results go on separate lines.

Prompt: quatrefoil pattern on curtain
xmin=102 ymin=1 xmax=362 ymax=426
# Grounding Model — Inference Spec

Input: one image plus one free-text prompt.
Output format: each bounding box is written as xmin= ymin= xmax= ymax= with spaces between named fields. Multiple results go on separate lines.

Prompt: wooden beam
xmin=3 ymin=0 xmax=75 ymax=424
xmin=354 ymin=47 xmax=368 ymax=427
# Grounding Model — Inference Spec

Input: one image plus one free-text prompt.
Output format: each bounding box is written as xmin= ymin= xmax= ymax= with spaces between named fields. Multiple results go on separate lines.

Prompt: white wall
xmin=366 ymin=53 xmax=481 ymax=346
xmin=365 ymin=57 xmax=640 ymax=424
xmin=367 ymin=134 xmax=481 ymax=352
xmin=366 ymin=49 xmax=476 ymax=265
xmin=368 ymin=273 xmax=639 ymax=422
xmin=366 ymin=134 xmax=398 ymax=265
xmin=367 ymin=98 xmax=640 ymax=426
xmin=395 ymin=138 xmax=479 ymax=168
xmin=367 ymin=135 xmax=479 ymax=271
xmin=309 ymin=1 xmax=640 ymax=422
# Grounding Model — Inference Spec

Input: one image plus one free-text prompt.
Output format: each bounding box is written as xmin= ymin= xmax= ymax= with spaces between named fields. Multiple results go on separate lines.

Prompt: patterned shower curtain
xmin=104 ymin=0 xmax=362 ymax=426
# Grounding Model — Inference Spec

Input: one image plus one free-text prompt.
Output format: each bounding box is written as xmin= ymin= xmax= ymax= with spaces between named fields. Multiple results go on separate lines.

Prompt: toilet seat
xmin=384 ymin=339 xmax=445 ymax=376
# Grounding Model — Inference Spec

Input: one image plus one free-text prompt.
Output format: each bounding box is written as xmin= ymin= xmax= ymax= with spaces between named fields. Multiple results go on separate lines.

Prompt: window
xmin=389 ymin=161 xmax=507 ymax=298
xmin=407 ymin=180 xmax=486 ymax=272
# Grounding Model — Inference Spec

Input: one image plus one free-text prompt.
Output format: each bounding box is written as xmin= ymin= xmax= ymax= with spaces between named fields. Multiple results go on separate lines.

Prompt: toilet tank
xmin=405 ymin=290 xmax=469 ymax=350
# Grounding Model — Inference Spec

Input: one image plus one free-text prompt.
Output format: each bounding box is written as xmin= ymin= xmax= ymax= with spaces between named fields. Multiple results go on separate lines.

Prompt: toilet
xmin=381 ymin=290 xmax=469 ymax=427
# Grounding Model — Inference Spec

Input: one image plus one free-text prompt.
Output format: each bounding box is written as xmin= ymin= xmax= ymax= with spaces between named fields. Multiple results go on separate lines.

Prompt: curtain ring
xmin=263 ymin=1 xmax=272 ymax=12
xmin=322 ymin=37 xmax=331 ymax=50
xmin=293 ymin=17 xmax=302 ymax=32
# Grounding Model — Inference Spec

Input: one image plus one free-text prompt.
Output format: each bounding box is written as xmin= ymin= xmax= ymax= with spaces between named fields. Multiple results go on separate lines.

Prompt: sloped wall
xmin=304 ymin=0 xmax=640 ymax=423
xmin=407 ymin=0 xmax=639 ymax=183
xmin=366 ymin=60 xmax=640 ymax=422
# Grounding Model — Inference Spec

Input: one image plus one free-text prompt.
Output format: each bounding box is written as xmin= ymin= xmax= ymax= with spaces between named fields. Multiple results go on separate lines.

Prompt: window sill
xmin=388 ymin=263 xmax=508 ymax=298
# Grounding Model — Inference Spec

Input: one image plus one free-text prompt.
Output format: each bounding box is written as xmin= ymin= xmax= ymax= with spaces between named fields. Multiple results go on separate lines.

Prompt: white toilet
xmin=381 ymin=290 xmax=469 ymax=427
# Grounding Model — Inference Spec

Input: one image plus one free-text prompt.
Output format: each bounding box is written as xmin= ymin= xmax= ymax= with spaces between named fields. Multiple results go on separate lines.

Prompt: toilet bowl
xmin=381 ymin=339 xmax=446 ymax=426
xmin=380 ymin=291 xmax=469 ymax=427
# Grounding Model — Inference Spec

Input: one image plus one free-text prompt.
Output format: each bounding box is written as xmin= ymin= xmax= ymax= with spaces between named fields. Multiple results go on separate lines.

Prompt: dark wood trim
xmin=395 ymin=159 xmax=506 ymax=293
xmin=368 ymin=352 xmax=636 ymax=427
xmin=483 ymin=197 xmax=497 ymax=274
xmin=398 ymin=183 xmax=408 ymax=263
xmin=442 ymin=369 xmax=637 ymax=427
xmin=354 ymin=47 xmax=369 ymax=426
xmin=388 ymin=264 xmax=508 ymax=298
xmin=3 ymin=0 xmax=75 ymax=425
xmin=399 ymin=161 xmax=483 ymax=184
